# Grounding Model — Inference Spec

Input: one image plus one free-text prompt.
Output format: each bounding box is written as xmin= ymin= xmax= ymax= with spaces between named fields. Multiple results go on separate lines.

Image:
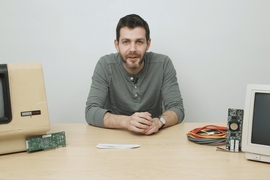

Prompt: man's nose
xmin=130 ymin=42 xmax=136 ymax=51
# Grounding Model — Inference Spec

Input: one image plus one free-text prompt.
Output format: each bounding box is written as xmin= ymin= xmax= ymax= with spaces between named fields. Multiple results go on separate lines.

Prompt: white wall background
xmin=1 ymin=0 xmax=270 ymax=123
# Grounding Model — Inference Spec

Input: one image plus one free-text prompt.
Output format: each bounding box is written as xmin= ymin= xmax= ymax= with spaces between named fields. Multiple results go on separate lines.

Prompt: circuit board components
xmin=226 ymin=108 xmax=244 ymax=152
xmin=26 ymin=131 xmax=66 ymax=152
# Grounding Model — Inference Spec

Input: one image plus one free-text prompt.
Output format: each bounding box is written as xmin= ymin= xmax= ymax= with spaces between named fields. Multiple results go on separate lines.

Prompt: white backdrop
xmin=1 ymin=0 xmax=270 ymax=123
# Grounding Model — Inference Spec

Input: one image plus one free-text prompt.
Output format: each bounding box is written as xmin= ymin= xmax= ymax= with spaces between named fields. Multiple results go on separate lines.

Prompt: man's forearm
xmin=159 ymin=110 xmax=178 ymax=129
xmin=103 ymin=112 xmax=129 ymax=129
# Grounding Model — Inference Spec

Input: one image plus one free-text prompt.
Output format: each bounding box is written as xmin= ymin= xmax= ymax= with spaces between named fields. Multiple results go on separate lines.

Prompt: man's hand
xmin=144 ymin=117 xmax=162 ymax=135
xmin=125 ymin=112 xmax=162 ymax=135
xmin=104 ymin=110 xmax=178 ymax=135
xmin=125 ymin=112 xmax=153 ymax=134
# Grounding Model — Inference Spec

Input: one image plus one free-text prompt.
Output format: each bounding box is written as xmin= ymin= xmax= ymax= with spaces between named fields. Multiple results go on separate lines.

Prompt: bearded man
xmin=85 ymin=14 xmax=185 ymax=135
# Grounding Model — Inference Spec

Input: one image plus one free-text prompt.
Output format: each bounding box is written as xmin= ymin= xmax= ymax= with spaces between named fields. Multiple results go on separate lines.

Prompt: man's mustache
xmin=126 ymin=53 xmax=140 ymax=58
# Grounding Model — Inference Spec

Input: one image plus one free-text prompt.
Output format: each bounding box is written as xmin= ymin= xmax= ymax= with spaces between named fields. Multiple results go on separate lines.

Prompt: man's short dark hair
xmin=116 ymin=14 xmax=150 ymax=42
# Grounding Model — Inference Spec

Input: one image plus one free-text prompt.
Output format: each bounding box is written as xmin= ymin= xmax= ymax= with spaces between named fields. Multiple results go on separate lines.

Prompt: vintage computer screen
xmin=0 ymin=78 xmax=3 ymax=119
xmin=252 ymin=93 xmax=270 ymax=146
xmin=242 ymin=84 xmax=270 ymax=163
xmin=0 ymin=66 xmax=12 ymax=124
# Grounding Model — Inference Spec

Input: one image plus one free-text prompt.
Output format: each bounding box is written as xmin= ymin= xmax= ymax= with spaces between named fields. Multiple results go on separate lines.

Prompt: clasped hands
xmin=125 ymin=112 xmax=162 ymax=135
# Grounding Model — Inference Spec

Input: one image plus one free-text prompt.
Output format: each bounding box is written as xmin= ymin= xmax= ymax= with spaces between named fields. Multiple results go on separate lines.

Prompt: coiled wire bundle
xmin=187 ymin=125 xmax=227 ymax=145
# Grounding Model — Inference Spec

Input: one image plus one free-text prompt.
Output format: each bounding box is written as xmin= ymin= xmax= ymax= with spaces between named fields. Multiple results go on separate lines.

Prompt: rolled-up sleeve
xmin=162 ymin=57 xmax=185 ymax=123
xmin=85 ymin=59 xmax=110 ymax=127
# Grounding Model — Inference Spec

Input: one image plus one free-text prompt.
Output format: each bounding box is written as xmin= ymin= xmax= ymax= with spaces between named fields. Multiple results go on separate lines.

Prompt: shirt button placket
xmin=133 ymin=85 xmax=140 ymax=103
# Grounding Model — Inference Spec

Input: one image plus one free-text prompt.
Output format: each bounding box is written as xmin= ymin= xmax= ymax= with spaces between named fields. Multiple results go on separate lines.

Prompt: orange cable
xmin=187 ymin=125 xmax=227 ymax=139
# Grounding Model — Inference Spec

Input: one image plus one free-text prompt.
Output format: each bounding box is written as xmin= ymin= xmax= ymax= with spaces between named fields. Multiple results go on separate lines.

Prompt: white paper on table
xmin=96 ymin=143 xmax=140 ymax=149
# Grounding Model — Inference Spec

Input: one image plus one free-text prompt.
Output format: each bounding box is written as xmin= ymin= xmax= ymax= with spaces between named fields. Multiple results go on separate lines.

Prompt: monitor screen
xmin=0 ymin=65 xmax=12 ymax=124
xmin=252 ymin=93 xmax=270 ymax=146
xmin=0 ymin=78 xmax=4 ymax=118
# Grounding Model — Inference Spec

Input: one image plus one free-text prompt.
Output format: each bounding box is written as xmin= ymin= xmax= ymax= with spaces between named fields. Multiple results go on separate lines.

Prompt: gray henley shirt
xmin=85 ymin=52 xmax=184 ymax=127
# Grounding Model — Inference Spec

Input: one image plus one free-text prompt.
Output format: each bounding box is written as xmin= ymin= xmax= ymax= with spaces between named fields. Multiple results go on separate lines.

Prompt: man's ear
xmin=114 ymin=39 xmax=119 ymax=52
xmin=146 ymin=38 xmax=151 ymax=51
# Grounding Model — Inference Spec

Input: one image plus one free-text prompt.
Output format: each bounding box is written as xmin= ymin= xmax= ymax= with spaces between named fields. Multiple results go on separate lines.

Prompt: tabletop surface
xmin=0 ymin=122 xmax=269 ymax=180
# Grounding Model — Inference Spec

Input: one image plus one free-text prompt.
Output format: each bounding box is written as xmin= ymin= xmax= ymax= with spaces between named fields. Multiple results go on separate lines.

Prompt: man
xmin=85 ymin=14 xmax=184 ymax=135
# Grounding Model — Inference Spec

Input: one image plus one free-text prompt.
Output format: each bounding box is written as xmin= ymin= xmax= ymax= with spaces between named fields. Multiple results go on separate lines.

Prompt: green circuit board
xmin=26 ymin=131 xmax=66 ymax=152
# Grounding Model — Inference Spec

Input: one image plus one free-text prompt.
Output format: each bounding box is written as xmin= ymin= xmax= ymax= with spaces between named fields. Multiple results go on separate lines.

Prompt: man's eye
xmin=123 ymin=41 xmax=129 ymax=44
xmin=137 ymin=41 xmax=143 ymax=44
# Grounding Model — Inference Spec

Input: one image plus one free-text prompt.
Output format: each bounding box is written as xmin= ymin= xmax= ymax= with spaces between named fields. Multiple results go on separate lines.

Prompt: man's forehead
xmin=119 ymin=27 xmax=146 ymax=40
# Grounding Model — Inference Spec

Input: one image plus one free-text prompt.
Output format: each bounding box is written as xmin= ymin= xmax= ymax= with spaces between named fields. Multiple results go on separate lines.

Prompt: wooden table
xmin=0 ymin=123 xmax=269 ymax=179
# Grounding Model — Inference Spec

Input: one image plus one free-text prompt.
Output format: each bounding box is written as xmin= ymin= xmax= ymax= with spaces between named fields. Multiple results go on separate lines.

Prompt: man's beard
xmin=121 ymin=52 xmax=145 ymax=69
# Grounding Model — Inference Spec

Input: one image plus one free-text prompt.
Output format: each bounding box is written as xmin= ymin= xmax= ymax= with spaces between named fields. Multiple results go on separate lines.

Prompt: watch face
xmin=160 ymin=117 xmax=166 ymax=124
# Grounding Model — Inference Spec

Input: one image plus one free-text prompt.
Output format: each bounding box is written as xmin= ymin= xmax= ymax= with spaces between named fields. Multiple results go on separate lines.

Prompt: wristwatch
xmin=159 ymin=116 xmax=166 ymax=129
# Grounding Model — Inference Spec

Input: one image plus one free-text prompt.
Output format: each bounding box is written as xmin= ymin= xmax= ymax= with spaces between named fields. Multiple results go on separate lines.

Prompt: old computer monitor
xmin=0 ymin=62 xmax=50 ymax=154
xmin=242 ymin=84 xmax=270 ymax=163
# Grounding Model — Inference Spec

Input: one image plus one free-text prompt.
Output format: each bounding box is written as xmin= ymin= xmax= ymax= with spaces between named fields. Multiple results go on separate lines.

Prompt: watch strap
xmin=159 ymin=117 xmax=166 ymax=129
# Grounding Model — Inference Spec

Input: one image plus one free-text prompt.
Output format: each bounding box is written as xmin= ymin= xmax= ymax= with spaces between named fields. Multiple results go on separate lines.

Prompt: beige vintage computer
xmin=241 ymin=84 xmax=270 ymax=163
xmin=0 ymin=62 xmax=50 ymax=154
